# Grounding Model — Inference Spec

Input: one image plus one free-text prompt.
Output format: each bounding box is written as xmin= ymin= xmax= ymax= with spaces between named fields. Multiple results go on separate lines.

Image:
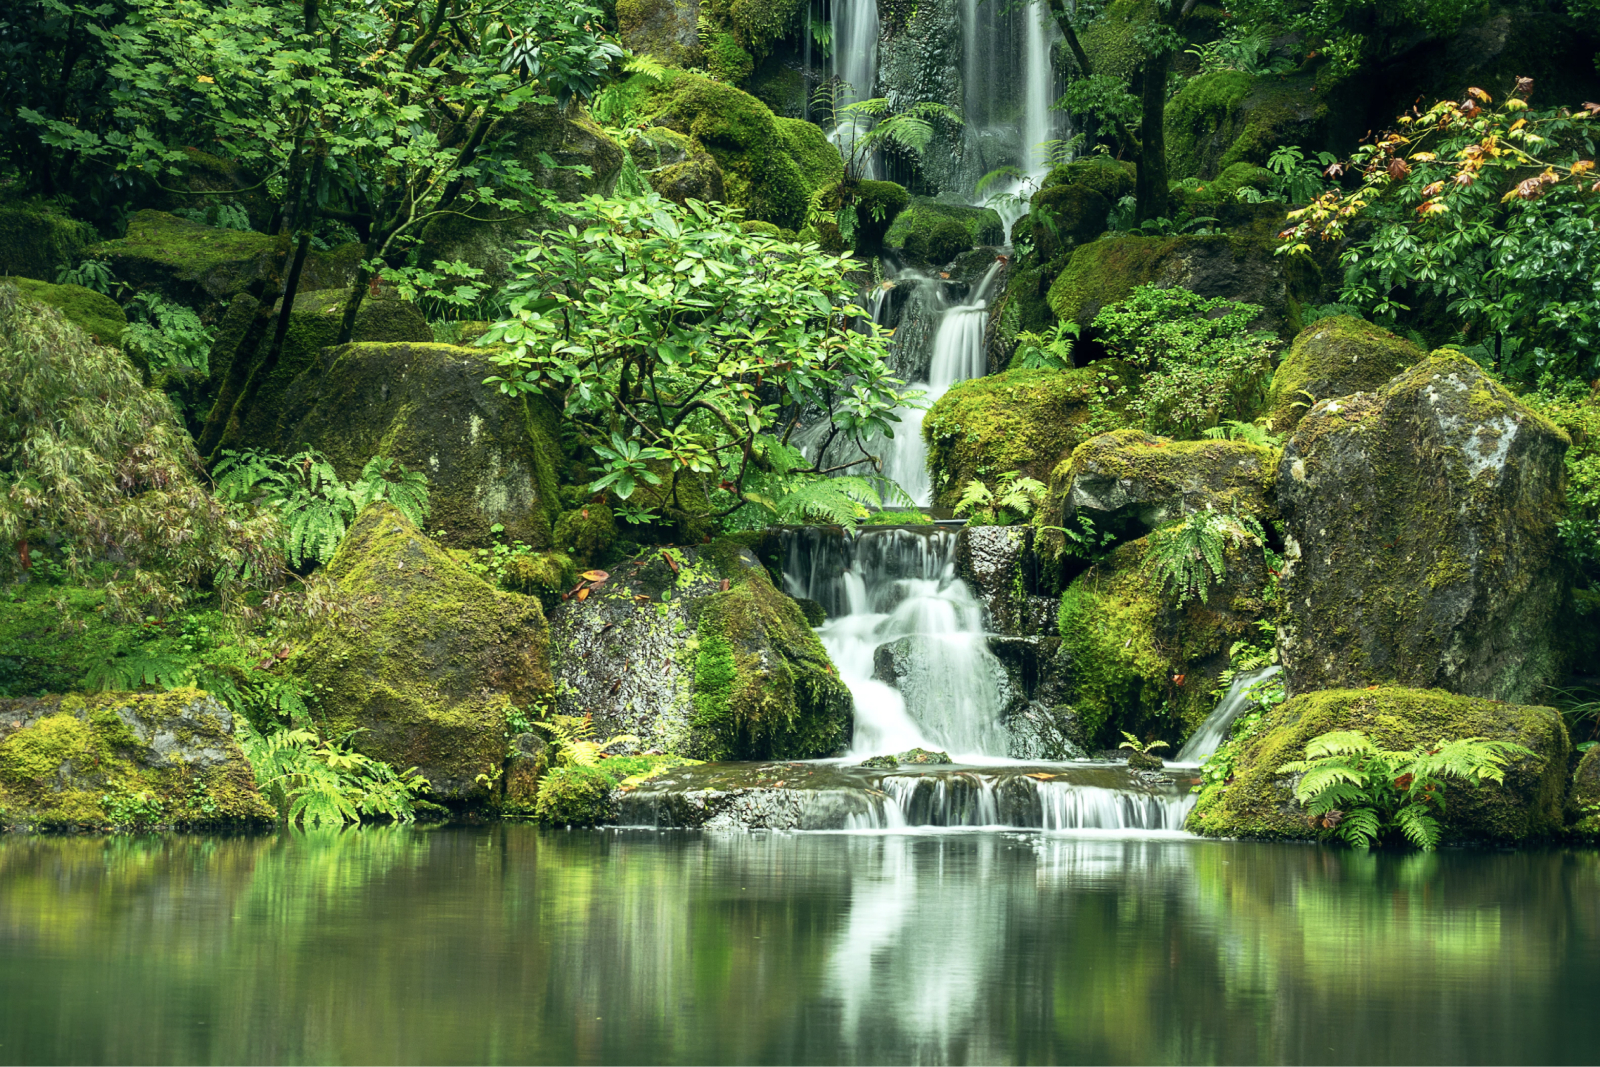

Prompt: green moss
xmin=533 ymin=764 xmax=617 ymax=825
xmin=686 ymin=539 xmax=851 ymax=760
xmin=1572 ymin=745 xmax=1600 ymax=833
xmin=923 ymin=364 xmax=1133 ymax=508
xmin=1041 ymin=157 xmax=1136 ymax=202
xmin=1164 ymin=71 xmax=1330 ymax=181
xmin=705 ymin=32 xmax=755 ymax=83
xmin=2 ymin=276 xmax=125 ymax=348
xmin=747 ymin=63 xmax=807 ymax=118
xmin=92 ymin=210 xmax=358 ymax=322
xmin=775 ymin=117 xmax=844 ymax=194
xmin=1028 ymin=182 xmax=1113 ymax=261
xmin=500 ymin=551 xmax=576 ymax=603
xmin=0 ymin=206 xmax=97 ymax=282
xmin=739 ymin=220 xmax=783 ymax=237
xmin=0 ymin=689 xmax=274 ymax=830
xmin=853 ymin=180 xmax=911 ymax=242
xmin=215 ymin=289 xmax=432 ymax=453
xmin=1079 ymin=0 xmax=1153 ymax=80
xmin=1189 ymin=687 xmax=1571 ymax=843
xmin=726 ymin=0 xmax=806 ymax=57
xmin=553 ymin=504 xmax=618 ymax=567
xmin=1265 ymin=315 xmax=1425 ymax=432
xmin=617 ymin=0 xmax=702 ymax=66
xmin=1046 ymin=235 xmax=1182 ymax=326
xmin=645 ymin=73 xmax=816 ymax=229
xmin=0 ymin=581 xmax=131 ymax=697
xmin=294 ymin=503 xmax=555 ymax=801
xmin=884 ymin=197 xmax=1006 ymax=265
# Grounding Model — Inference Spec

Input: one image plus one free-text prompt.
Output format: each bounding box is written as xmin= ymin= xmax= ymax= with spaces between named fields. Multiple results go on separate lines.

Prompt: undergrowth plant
xmin=1278 ymin=731 xmax=1535 ymax=850
xmin=121 ymin=292 xmax=213 ymax=375
xmin=214 ymin=449 xmax=430 ymax=568
xmin=954 ymin=471 xmax=1048 ymax=526
xmin=533 ymin=710 xmax=639 ymax=770
xmin=240 ymin=726 xmax=431 ymax=828
xmin=1146 ymin=508 xmax=1267 ymax=605
xmin=1010 ymin=320 xmax=1080 ymax=371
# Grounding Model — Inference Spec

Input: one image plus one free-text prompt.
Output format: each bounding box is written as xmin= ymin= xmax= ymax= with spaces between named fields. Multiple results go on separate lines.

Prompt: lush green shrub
xmin=533 ymin=765 xmax=618 ymax=826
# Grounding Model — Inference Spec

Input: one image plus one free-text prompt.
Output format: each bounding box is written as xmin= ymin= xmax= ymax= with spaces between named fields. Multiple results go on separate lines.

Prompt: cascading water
xmin=1171 ymin=666 xmax=1282 ymax=766
xmin=784 ymin=527 xmax=1011 ymax=758
xmin=878 ymin=260 xmax=1002 ymax=505
xmin=829 ymin=0 xmax=881 ymax=175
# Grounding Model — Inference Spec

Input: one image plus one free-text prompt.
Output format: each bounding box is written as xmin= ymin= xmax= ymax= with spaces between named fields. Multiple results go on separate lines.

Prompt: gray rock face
xmin=1059 ymin=429 xmax=1276 ymax=536
xmin=955 ymin=525 xmax=1058 ymax=637
xmin=1276 ymin=353 xmax=1569 ymax=702
xmin=878 ymin=0 xmax=965 ymax=192
xmin=1005 ymin=703 xmax=1087 ymax=761
xmin=548 ymin=542 xmax=852 ymax=762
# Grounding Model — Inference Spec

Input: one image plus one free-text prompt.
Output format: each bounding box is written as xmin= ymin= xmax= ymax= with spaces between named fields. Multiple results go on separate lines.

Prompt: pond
xmin=2 ymin=826 xmax=1597 ymax=1065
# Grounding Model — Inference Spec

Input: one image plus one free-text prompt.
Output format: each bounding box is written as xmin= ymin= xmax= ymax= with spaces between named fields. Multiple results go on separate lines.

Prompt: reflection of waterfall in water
xmin=784 ymin=527 xmax=1011 ymax=759
xmin=881 ymin=260 xmax=1003 ymax=505
xmin=1171 ymin=666 xmax=1282 ymax=766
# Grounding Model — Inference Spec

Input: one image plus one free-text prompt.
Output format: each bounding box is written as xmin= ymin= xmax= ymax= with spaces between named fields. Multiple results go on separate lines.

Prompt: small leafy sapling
xmin=1120 ymin=731 xmax=1170 ymax=770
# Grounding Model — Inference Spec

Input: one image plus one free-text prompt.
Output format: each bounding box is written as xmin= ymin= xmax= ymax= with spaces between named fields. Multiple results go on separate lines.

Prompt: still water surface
xmin=2 ymin=826 xmax=1597 ymax=1065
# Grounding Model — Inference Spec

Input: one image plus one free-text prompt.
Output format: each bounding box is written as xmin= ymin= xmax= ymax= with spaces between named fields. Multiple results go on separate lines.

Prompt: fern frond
xmin=953 ymin=478 xmax=994 ymax=518
xmin=1337 ymin=807 xmax=1383 ymax=849
xmin=1395 ymin=803 xmax=1442 ymax=850
xmin=1303 ymin=731 xmax=1376 ymax=759
xmin=772 ymin=476 xmax=882 ymax=529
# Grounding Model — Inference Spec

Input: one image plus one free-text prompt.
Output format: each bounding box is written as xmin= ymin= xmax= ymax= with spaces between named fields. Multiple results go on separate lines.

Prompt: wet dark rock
xmin=1277 ymin=353 xmax=1569 ymax=702
xmin=898 ymin=747 xmax=953 ymax=765
xmin=955 ymin=525 xmax=1057 ymax=637
xmin=1126 ymin=750 xmax=1166 ymax=772
xmin=1005 ymin=703 xmax=1087 ymax=761
xmin=859 ymin=755 xmax=899 ymax=769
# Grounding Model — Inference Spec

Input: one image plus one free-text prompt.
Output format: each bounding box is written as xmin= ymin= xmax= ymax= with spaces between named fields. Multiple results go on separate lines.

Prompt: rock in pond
xmin=1188 ymin=687 xmax=1570 ymax=845
xmin=293 ymin=502 xmax=553 ymax=803
xmin=1276 ymin=352 xmax=1568 ymax=703
xmin=956 ymin=525 xmax=1059 ymax=637
xmin=548 ymin=540 xmax=852 ymax=762
xmin=0 ymin=689 xmax=274 ymax=831
xmin=898 ymin=748 xmax=953 ymax=765
xmin=1570 ymin=745 xmax=1600 ymax=835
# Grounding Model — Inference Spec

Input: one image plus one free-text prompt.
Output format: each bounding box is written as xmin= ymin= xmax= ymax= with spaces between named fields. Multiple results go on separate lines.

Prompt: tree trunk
xmin=1134 ymin=46 xmax=1172 ymax=225
xmin=197 ymin=244 xmax=290 ymax=458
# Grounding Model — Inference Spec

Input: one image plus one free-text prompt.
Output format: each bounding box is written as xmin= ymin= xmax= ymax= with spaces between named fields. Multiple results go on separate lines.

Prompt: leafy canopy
xmin=480 ymin=193 xmax=914 ymax=528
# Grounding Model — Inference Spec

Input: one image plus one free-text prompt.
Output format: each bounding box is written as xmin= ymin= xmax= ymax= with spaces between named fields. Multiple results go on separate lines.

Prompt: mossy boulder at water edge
xmin=90 ymin=211 xmax=358 ymax=322
xmin=0 ymin=690 xmax=274 ymax=831
xmin=923 ymin=364 xmax=1133 ymax=510
xmin=292 ymin=503 xmax=553 ymax=802
xmin=1571 ymin=746 xmax=1600 ymax=834
xmin=1265 ymin=316 xmax=1426 ymax=433
xmin=884 ymin=198 xmax=1006 ymax=267
xmin=1050 ymin=429 xmax=1277 ymax=538
xmin=3 ymin=277 xmax=125 ymax=347
xmin=1276 ymin=353 xmax=1568 ymax=703
xmin=533 ymin=764 xmax=618 ymax=827
xmin=0 ymin=205 xmax=97 ymax=282
xmin=1056 ymin=536 xmax=1271 ymax=749
xmin=210 ymin=288 xmax=432 ymax=451
xmin=1188 ymin=688 xmax=1571 ymax=845
xmin=548 ymin=540 xmax=851 ymax=762
xmin=261 ymin=341 xmax=563 ymax=548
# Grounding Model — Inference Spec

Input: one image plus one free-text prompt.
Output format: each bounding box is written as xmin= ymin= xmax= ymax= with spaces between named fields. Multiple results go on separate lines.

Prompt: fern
xmin=214 ymin=449 xmax=430 ymax=567
xmin=531 ymin=711 xmax=639 ymax=769
xmin=1200 ymin=419 xmax=1284 ymax=449
xmin=239 ymin=725 xmax=430 ymax=827
xmin=772 ymin=476 xmax=886 ymax=529
xmin=1146 ymin=508 xmax=1266 ymax=605
xmin=82 ymin=648 xmax=190 ymax=692
xmin=954 ymin=470 xmax=1047 ymax=526
xmin=1278 ymin=730 xmax=1535 ymax=850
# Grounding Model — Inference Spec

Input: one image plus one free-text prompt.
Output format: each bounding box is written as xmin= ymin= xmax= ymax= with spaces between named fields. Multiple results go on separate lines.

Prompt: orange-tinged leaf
xmin=197 ymin=75 xmax=215 ymax=83
xmin=581 ymin=569 xmax=610 ymax=582
xmin=1467 ymin=86 xmax=1492 ymax=102
xmin=1573 ymin=160 xmax=1595 ymax=175
xmin=576 ymin=587 xmax=590 ymax=601
xmin=1421 ymin=181 xmax=1445 ymax=197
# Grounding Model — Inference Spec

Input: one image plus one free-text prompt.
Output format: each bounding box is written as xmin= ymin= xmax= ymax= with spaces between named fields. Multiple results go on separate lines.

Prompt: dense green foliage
xmin=1278 ymin=730 xmax=1536 ymax=850
xmin=1145 ymin=508 xmax=1267 ymax=606
xmin=240 ymin=725 xmax=431 ymax=827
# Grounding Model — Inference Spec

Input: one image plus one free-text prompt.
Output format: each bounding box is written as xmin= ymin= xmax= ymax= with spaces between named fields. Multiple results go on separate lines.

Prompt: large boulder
xmin=633 ymin=128 xmax=726 ymax=207
xmin=1572 ymin=745 xmax=1600 ymax=834
xmin=1187 ymin=687 xmax=1571 ymax=844
xmin=90 ymin=211 xmax=359 ymax=323
xmin=1276 ymin=353 xmax=1569 ymax=703
xmin=0 ymin=690 xmax=274 ymax=831
xmin=1053 ymin=428 xmax=1276 ymax=537
xmin=617 ymin=0 xmax=703 ymax=67
xmin=3 ymin=276 xmax=125 ymax=347
xmin=548 ymin=540 xmax=852 ymax=761
xmin=1056 ymin=535 xmax=1271 ymax=748
xmin=293 ymin=503 xmax=553 ymax=801
xmin=1164 ymin=70 xmax=1334 ymax=182
xmin=0 ymin=205 xmax=97 ymax=282
xmin=884 ymin=197 xmax=1006 ymax=268
xmin=264 ymin=341 xmax=563 ymax=548
xmin=1047 ymin=230 xmax=1320 ymax=339
xmin=924 ymin=363 xmax=1133 ymax=509
xmin=1265 ymin=316 xmax=1425 ymax=433
xmin=210 ymin=288 xmax=432 ymax=453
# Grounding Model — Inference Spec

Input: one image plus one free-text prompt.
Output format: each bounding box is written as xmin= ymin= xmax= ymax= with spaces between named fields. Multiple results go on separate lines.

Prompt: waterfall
xmin=878 ymin=261 xmax=1003 ymax=505
xmin=829 ymin=0 xmax=881 ymax=176
xmin=784 ymin=527 xmax=1012 ymax=758
xmin=1171 ymin=666 xmax=1282 ymax=766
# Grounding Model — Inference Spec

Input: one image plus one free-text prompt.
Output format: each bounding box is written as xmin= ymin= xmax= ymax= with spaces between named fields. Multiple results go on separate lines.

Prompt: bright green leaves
xmin=240 ymin=725 xmax=431 ymax=828
xmin=588 ymin=433 xmax=668 ymax=502
xmin=1145 ymin=508 xmax=1267 ymax=606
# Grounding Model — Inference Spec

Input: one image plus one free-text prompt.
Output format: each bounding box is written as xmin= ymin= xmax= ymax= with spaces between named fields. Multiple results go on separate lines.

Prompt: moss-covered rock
xmin=1056 ymin=535 xmax=1269 ymax=747
xmin=0 ymin=689 xmax=274 ymax=831
xmin=0 ymin=205 xmax=97 ymax=282
xmin=617 ymin=0 xmax=702 ymax=66
xmin=634 ymin=127 xmax=728 ymax=206
xmin=548 ymin=540 xmax=851 ymax=761
xmin=1028 ymin=182 xmax=1112 ymax=262
xmin=1277 ymin=353 xmax=1568 ymax=703
xmin=1187 ymin=687 xmax=1571 ymax=844
xmin=265 ymin=341 xmax=563 ymax=548
xmin=1571 ymin=745 xmax=1600 ymax=833
xmin=1047 ymin=231 xmax=1312 ymax=338
xmin=3 ymin=276 xmax=125 ymax=347
xmin=1164 ymin=70 xmax=1331 ymax=181
xmin=90 ymin=211 xmax=358 ymax=322
xmin=294 ymin=503 xmax=553 ymax=802
xmin=1041 ymin=157 xmax=1137 ymax=203
xmin=1053 ymin=428 xmax=1277 ymax=536
xmin=1265 ymin=315 xmax=1425 ymax=433
xmin=552 ymin=503 xmax=618 ymax=568
xmin=1079 ymin=0 xmax=1152 ymax=81
xmin=898 ymin=747 xmax=953 ymax=765
xmin=747 ymin=60 xmax=808 ymax=118
xmin=852 ymin=179 xmax=911 ymax=251
xmin=643 ymin=73 xmax=824 ymax=229
xmin=212 ymin=288 xmax=432 ymax=452
xmin=533 ymin=764 xmax=618 ymax=826
xmin=776 ymin=116 xmax=845 ymax=196
xmin=705 ymin=32 xmax=756 ymax=83
xmin=923 ymin=364 xmax=1132 ymax=509
xmin=884 ymin=197 xmax=1006 ymax=267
